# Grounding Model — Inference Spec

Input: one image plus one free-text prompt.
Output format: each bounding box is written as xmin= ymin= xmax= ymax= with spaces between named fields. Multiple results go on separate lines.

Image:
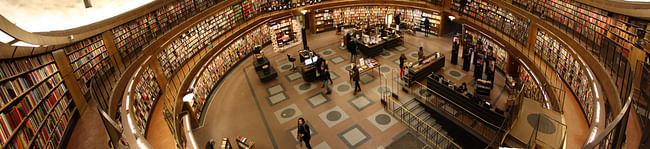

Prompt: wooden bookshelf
xmin=158 ymin=5 xmax=241 ymax=79
xmin=112 ymin=0 xmax=220 ymax=61
xmin=513 ymin=0 xmax=648 ymax=55
xmin=464 ymin=29 xmax=509 ymax=71
xmin=59 ymin=34 xmax=112 ymax=97
xmin=329 ymin=6 xmax=441 ymax=36
xmin=0 ymin=53 xmax=79 ymax=149
xmin=518 ymin=65 xmax=542 ymax=100
xmin=535 ymin=30 xmax=595 ymax=123
xmin=453 ymin=0 xmax=530 ymax=44
xmin=269 ymin=18 xmax=294 ymax=48
xmin=130 ymin=66 xmax=161 ymax=137
xmin=313 ymin=9 xmax=334 ymax=33
xmin=190 ymin=24 xmax=271 ymax=121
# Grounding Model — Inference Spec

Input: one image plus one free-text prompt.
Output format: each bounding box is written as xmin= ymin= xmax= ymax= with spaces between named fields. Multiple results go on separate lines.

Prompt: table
xmin=405 ymin=53 xmax=445 ymax=85
xmin=355 ymin=35 xmax=403 ymax=57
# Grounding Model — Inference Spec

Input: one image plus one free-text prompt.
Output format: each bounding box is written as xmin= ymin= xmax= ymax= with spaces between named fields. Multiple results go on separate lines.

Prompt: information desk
xmin=405 ymin=53 xmax=445 ymax=85
xmin=355 ymin=36 xmax=403 ymax=57
xmin=425 ymin=74 xmax=505 ymax=126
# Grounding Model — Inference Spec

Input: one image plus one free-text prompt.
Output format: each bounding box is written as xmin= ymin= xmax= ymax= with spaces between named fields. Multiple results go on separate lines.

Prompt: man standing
xmin=452 ymin=36 xmax=460 ymax=65
xmin=351 ymin=65 xmax=361 ymax=95
xmin=423 ymin=18 xmax=431 ymax=37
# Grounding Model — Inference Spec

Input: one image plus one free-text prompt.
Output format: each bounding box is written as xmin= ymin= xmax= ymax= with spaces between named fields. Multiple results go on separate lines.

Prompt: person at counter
xmin=400 ymin=53 xmax=407 ymax=79
xmin=418 ymin=47 xmax=425 ymax=60
xmin=456 ymin=83 xmax=468 ymax=93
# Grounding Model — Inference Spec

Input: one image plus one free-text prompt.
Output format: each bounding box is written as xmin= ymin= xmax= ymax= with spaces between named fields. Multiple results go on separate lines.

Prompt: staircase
xmin=386 ymin=96 xmax=459 ymax=149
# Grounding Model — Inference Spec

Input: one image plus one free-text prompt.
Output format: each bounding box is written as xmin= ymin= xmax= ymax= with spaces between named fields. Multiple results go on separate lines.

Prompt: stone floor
xmin=190 ymin=30 xmax=515 ymax=149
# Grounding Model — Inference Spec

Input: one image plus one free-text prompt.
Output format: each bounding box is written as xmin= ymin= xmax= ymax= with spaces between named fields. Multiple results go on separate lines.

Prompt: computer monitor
xmin=305 ymin=58 xmax=314 ymax=65
xmin=311 ymin=56 xmax=318 ymax=63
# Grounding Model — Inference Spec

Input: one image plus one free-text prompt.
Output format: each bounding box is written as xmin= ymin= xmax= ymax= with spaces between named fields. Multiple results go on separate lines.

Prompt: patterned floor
xmin=191 ymin=30 xmax=511 ymax=149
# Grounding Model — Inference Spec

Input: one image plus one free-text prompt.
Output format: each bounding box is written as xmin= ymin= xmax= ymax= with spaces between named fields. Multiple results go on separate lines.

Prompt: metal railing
xmin=383 ymin=91 xmax=462 ymax=149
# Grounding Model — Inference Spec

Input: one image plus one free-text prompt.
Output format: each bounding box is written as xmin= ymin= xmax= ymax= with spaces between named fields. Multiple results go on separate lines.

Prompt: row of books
xmin=158 ymin=5 xmax=240 ymax=79
xmin=0 ymin=54 xmax=54 ymax=80
xmin=62 ymin=36 xmax=103 ymax=55
xmin=518 ymin=66 xmax=543 ymax=100
xmin=77 ymin=60 xmax=112 ymax=95
xmin=314 ymin=9 xmax=334 ymax=32
xmin=464 ymin=30 xmax=509 ymax=71
xmin=1 ymin=64 xmax=59 ymax=103
xmin=455 ymin=0 xmax=530 ymax=44
xmin=269 ymin=18 xmax=294 ymax=47
xmin=330 ymin=6 xmax=441 ymax=35
xmin=535 ymin=30 xmax=595 ymax=122
xmin=512 ymin=0 xmax=647 ymax=54
xmin=66 ymin=40 xmax=105 ymax=64
xmin=131 ymin=67 xmax=160 ymax=136
xmin=30 ymin=101 xmax=76 ymax=149
xmin=112 ymin=0 xmax=219 ymax=57
xmin=69 ymin=45 xmax=106 ymax=71
xmin=1 ymin=78 xmax=74 ymax=149
xmin=73 ymin=51 xmax=110 ymax=80
xmin=191 ymin=25 xmax=271 ymax=120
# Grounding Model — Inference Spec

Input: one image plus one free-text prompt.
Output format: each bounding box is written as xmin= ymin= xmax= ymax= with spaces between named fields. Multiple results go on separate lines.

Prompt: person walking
xmin=352 ymin=65 xmax=362 ymax=95
xmin=399 ymin=53 xmax=407 ymax=79
xmin=423 ymin=18 xmax=431 ymax=37
xmin=205 ymin=139 xmax=215 ymax=149
xmin=349 ymin=38 xmax=358 ymax=63
xmin=297 ymin=118 xmax=312 ymax=149
xmin=321 ymin=60 xmax=333 ymax=94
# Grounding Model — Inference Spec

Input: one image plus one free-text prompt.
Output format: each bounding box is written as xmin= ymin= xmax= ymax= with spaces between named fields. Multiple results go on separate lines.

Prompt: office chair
xmin=287 ymin=54 xmax=297 ymax=71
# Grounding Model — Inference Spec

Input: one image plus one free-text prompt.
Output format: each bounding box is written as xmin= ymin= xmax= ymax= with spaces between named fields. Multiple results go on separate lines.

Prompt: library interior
xmin=2 ymin=0 xmax=650 ymax=148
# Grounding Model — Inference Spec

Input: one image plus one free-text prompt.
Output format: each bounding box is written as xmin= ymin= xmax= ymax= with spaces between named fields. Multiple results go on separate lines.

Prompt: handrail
xmin=582 ymin=92 xmax=633 ymax=149
xmin=384 ymin=95 xmax=462 ymax=149
xmin=414 ymin=81 xmax=503 ymax=130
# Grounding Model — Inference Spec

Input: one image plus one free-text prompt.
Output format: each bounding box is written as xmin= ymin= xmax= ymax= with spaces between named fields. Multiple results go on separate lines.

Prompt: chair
xmin=287 ymin=54 xmax=296 ymax=71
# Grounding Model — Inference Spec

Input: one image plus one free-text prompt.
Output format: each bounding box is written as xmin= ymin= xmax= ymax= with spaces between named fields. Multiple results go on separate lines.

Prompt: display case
xmin=0 ymin=53 xmax=78 ymax=149
xmin=130 ymin=67 xmax=160 ymax=136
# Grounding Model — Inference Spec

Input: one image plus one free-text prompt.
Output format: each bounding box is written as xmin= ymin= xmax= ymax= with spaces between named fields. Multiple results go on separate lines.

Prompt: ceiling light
xmin=183 ymin=93 xmax=195 ymax=102
xmin=301 ymin=10 xmax=308 ymax=15
xmin=0 ymin=30 xmax=15 ymax=43
xmin=448 ymin=16 xmax=456 ymax=21
xmin=11 ymin=41 xmax=39 ymax=47
xmin=84 ymin=0 xmax=92 ymax=8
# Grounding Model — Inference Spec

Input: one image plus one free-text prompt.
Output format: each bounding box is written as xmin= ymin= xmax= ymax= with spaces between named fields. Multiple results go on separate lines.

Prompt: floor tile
xmin=277 ymin=62 xmax=294 ymax=73
xmin=379 ymin=65 xmax=396 ymax=74
xmin=333 ymin=82 xmax=353 ymax=96
xmin=293 ymin=82 xmax=317 ymax=94
xmin=394 ymin=46 xmax=408 ymax=51
xmin=407 ymin=51 xmax=419 ymax=59
xmin=318 ymin=49 xmax=336 ymax=57
xmin=338 ymin=125 xmax=371 ymax=148
xmin=286 ymin=72 xmax=303 ymax=82
xmin=359 ymin=73 xmax=376 ymax=84
xmin=267 ymin=92 xmax=288 ymax=106
xmin=306 ymin=93 xmax=331 ymax=108
xmin=367 ymin=110 xmax=398 ymax=132
xmin=379 ymin=51 xmax=395 ymax=59
xmin=371 ymin=85 xmax=394 ymax=97
xmin=312 ymin=141 xmax=331 ymax=149
xmin=348 ymin=95 xmax=374 ymax=111
xmin=444 ymin=68 xmax=466 ymax=81
xmin=330 ymin=56 xmax=346 ymax=64
xmin=318 ymin=106 xmax=350 ymax=128
xmin=274 ymin=104 xmax=303 ymax=124
xmin=267 ymin=83 xmax=285 ymax=95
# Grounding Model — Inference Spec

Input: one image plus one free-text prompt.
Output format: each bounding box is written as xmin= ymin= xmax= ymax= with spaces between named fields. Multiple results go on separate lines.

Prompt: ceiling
xmin=0 ymin=0 xmax=154 ymax=32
